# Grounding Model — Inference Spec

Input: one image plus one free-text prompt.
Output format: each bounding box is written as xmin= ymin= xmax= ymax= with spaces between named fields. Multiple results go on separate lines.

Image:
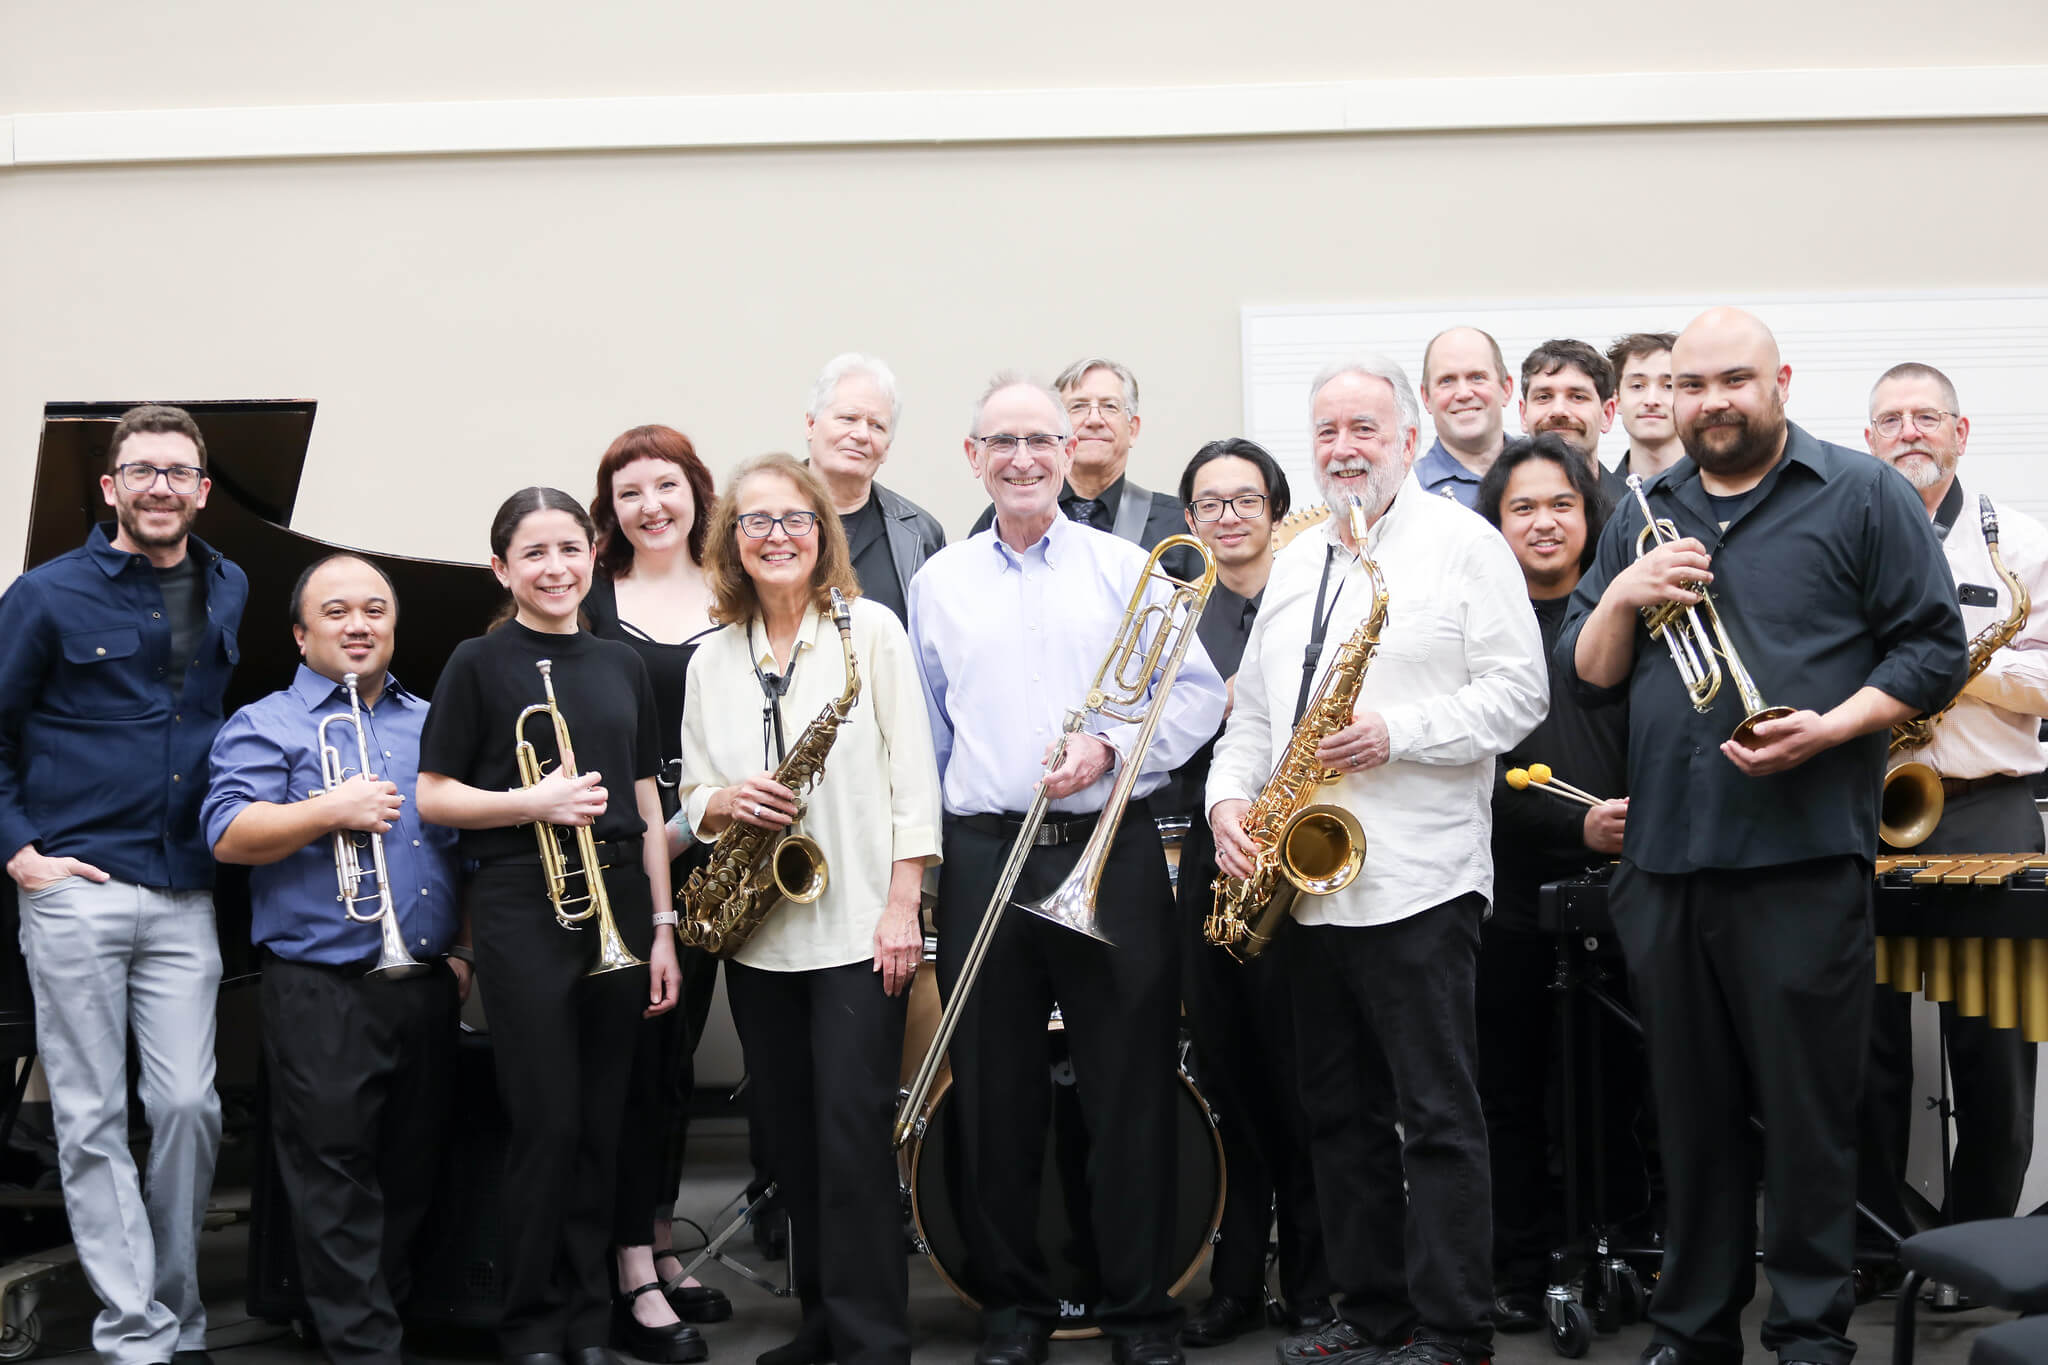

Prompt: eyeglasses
xmin=974 ymin=433 xmax=1065 ymax=456
xmin=1189 ymin=494 xmax=1270 ymax=522
xmin=736 ymin=511 xmax=820 ymax=539
xmin=114 ymin=462 xmax=205 ymax=494
xmin=1065 ymin=398 xmax=1126 ymax=419
xmin=1872 ymin=409 xmax=1957 ymax=438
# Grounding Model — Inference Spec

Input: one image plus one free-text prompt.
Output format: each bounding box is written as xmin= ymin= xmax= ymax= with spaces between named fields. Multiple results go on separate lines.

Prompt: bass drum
xmin=901 ymin=1013 xmax=1225 ymax=1340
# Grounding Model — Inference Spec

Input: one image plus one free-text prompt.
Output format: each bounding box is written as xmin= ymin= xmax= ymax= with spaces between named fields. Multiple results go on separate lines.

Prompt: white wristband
xmin=651 ymin=910 xmax=679 ymax=928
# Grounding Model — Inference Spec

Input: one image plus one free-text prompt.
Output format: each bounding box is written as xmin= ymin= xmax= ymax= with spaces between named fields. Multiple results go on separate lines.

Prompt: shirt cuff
xmin=0 ymin=814 xmax=42 ymax=866
xmin=891 ymin=824 xmax=942 ymax=865
xmin=1380 ymin=703 xmax=1423 ymax=762
xmin=678 ymin=789 xmax=715 ymax=846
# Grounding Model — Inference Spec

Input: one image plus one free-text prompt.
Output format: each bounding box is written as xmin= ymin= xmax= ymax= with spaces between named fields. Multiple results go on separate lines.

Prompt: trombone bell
xmin=1017 ymin=870 xmax=1116 ymax=945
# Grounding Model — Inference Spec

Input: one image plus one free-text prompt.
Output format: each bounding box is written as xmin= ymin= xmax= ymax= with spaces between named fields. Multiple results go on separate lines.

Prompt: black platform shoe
xmin=612 ymin=1285 xmax=710 ymax=1364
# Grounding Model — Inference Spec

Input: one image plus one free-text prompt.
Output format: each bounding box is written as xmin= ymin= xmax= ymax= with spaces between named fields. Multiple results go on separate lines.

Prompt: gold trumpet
xmin=1880 ymin=496 xmax=2030 ymax=848
xmin=892 ymin=534 xmax=1217 ymax=1148
xmin=318 ymin=672 xmax=427 ymax=979
xmin=515 ymin=659 xmax=643 ymax=976
xmin=1626 ymin=473 xmax=1791 ymax=746
xmin=1504 ymin=763 xmax=1609 ymax=810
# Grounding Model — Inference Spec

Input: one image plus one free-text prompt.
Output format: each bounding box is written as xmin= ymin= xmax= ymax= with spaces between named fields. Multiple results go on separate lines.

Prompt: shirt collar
xmin=86 ymin=521 xmax=225 ymax=580
xmin=750 ymin=603 xmax=823 ymax=671
xmin=988 ymin=510 xmax=1068 ymax=570
xmin=1660 ymin=420 xmax=1833 ymax=498
xmin=291 ymin=662 xmax=418 ymax=712
xmin=1063 ymin=474 xmax=1125 ymax=519
xmin=1415 ymin=440 xmax=1482 ymax=489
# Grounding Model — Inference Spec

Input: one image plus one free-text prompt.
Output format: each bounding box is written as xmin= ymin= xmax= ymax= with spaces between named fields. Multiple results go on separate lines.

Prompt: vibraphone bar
xmin=1873 ymin=855 xmax=2048 ymax=1041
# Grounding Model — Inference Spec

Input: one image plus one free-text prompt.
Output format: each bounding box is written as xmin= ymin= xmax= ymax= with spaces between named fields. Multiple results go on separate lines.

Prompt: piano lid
xmin=27 ymin=400 xmax=502 ymax=713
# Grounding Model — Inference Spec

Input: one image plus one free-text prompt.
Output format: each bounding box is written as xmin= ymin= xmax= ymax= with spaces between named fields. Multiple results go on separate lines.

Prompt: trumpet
xmin=893 ymin=534 xmax=1217 ymax=1148
xmin=1626 ymin=473 xmax=1791 ymax=746
xmin=319 ymin=672 xmax=427 ymax=979
xmin=1504 ymin=763 xmax=1609 ymax=810
xmin=515 ymin=659 xmax=643 ymax=976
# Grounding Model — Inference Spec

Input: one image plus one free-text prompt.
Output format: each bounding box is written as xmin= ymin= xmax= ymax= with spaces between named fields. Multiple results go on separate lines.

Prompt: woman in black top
xmin=419 ymin=487 xmax=685 ymax=1365
xmin=584 ymin=426 xmax=734 ymax=1341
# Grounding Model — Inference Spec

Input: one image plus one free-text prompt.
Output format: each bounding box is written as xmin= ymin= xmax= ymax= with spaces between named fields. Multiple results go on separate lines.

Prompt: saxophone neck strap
xmin=1294 ymin=542 xmax=1347 ymax=726
xmin=1932 ymin=476 xmax=1966 ymax=544
xmin=749 ymin=618 xmax=801 ymax=767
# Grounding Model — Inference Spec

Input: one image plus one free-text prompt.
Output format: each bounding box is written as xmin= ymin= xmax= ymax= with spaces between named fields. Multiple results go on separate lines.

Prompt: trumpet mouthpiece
xmin=1506 ymin=768 xmax=1530 ymax=789
xmin=1528 ymin=763 xmax=1554 ymax=784
xmin=536 ymin=659 xmax=553 ymax=677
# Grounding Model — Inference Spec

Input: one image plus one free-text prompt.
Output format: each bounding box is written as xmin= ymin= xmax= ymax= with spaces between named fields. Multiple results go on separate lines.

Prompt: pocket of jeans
xmin=19 ymin=874 xmax=77 ymax=900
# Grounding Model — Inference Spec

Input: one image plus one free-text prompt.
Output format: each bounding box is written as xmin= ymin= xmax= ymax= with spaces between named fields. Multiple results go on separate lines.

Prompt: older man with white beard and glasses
xmin=1855 ymin=362 xmax=2048 ymax=1282
xmin=1206 ymin=359 xmax=1549 ymax=1365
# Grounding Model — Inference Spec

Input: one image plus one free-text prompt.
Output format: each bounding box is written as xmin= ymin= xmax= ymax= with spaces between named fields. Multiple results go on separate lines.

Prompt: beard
xmin=1317 ymin=454 xmax=1405 ymax=523
xmin=114 ymin=496 xmax=199 ymax=551
xmin=1680 ymin=392 xmax=1786 ymax=478
xmin=1888 ymin=444 xmax=1956 ymax=491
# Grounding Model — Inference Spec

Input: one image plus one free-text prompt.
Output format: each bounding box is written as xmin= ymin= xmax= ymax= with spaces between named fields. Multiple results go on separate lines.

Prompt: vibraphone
xmin=1873 ymin=855 xmax=2048 ymax=1042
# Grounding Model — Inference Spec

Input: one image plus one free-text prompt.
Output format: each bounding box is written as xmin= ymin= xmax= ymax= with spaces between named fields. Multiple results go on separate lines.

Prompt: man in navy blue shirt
xmin=204 ymin=552 xmax=461 ymax=1365
xmin=0 ymin=405 xmax=248 ymax=1365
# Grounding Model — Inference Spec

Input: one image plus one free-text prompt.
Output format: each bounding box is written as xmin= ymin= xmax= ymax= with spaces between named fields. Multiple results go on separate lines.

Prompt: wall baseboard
xmin=4 ymin=65 xmax=2045 ymax=169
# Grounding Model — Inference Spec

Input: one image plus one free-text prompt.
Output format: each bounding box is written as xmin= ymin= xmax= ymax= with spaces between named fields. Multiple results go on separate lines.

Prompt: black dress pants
xmin=471 ymin=860 xmax=649 ymax=1355
xmin=935 ymin=808 xmax=1182 ymax=1338
xmin=1287 ymin=896 xmax=1493 ymax=1359
xmin=261 ymin=956 xmax=457 ymax=1365
xmin=1473 ymin=916 xmax=1651 ymax=1294
xmin=726 ymin=958 xmax=909 ymax=1365
xmin=1610 ymin=855 xmax=1869 ymax=1365
xmin=1857 ymin=778 xmax=2041 ymax=1244
xmin=1177 ymin=817 xmax=1331 ymax=1309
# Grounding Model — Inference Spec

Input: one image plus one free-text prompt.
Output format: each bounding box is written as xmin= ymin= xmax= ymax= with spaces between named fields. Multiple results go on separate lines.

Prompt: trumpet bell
xmin=1017 ymin=872 xmax=1116 ymax=946
xmin=771 ymin=834 xmax=829 ymax=905
xmin=1278 ymin=804 xmax=1366 ymax=897
xmin=1731 ymin=705 xmax=1796 ymax=748
xmin=1880 ymin=760 xmax=1945 ymax=849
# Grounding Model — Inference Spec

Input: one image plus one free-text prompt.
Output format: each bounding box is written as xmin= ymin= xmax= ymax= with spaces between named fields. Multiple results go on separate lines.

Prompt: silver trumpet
xmin=319 ymin=671 xmax=428 ymax=979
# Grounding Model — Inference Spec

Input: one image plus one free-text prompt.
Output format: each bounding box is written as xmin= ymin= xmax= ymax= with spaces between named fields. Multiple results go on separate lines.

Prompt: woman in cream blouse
xmin=673 ymin=452 xmax=940 ymax=1365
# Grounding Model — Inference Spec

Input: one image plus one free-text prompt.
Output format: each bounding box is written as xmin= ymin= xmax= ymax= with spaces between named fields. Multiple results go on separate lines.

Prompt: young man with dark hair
xmin=0 ymin=403 xmax=247 ymax=1365
xmin=1604 ymin=333 xmax=1683 ymax=486
xmin=1519 ymin=341 xmax=1620 ymax=501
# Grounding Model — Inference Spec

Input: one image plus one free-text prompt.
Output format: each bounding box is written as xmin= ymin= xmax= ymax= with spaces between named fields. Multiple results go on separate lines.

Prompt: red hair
xmin=590 ymin=425 xmax=716 ymax=578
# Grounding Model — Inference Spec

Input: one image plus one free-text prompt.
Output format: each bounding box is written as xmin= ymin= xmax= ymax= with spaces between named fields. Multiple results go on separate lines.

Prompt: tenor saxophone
xmin=680 ymin=589 xmax=861 ymax=956
xmin=1880 ymin=495 xmax=2031 ymax=848
xmin=1207 ymin=498 xmax=1387 ymax=963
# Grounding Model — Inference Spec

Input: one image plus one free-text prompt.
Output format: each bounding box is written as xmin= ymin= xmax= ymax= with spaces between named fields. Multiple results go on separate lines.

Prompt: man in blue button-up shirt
xmin=0 ymin=405 xmax=248 ymax=1365
xmin=203 ymin=553 xmax=460 ymax=1365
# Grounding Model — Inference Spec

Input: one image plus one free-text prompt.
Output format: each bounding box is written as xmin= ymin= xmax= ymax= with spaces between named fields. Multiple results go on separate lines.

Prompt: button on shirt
xmin=676 ymin=597 xmax=942 ymax=973
xmin=910 ymin=515 xmax=1227 ymax=817
xmin=1557 ymin=424 xmax=1969 ymax=873
xmin=1206 ymin=475 xmax=1549 ymax=926
xmin=1904 ymin=483 xmax=2048 ymax=782
xmin=0 ymin=524 xmax=248 ymax=888
xmin=202 ymin=666 xmax=460 ymax=965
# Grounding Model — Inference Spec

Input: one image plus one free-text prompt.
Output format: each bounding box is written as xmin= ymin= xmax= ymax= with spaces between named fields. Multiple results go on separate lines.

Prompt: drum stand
xmin=667 ymin=1180 xmax=792 ymax=1301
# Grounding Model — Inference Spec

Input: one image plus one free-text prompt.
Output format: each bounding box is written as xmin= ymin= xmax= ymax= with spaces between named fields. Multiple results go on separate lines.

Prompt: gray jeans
xmin=16 ymin=876 xmax=222 ymax=1365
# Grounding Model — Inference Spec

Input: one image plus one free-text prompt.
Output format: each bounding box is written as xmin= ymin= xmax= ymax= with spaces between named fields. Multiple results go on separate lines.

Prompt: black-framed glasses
xmin=114 ymin=462 xmax=205 ymax=494
xmin=974 ymin=433 xmax=1065 ymax=456
xmin=1189 ymin=494 xmax=1270 ymax=522
xmin=736 ymin=511 xmax=820 ymax=539
xmin=1872 ymin=409 xmax=1957 ymax=438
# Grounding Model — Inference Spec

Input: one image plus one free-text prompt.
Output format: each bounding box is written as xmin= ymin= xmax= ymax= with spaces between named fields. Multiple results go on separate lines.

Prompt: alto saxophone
xmin=1880 ymin=495 xmax=2031 ymax=848
xmin=680 ymin=589 xmax=861 ymax=956
xmin=1207 ymin=498 xmax=1387 ymax=963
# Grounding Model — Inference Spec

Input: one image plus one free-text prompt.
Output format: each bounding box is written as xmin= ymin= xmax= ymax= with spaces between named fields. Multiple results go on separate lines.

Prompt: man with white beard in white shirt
xmin=1207 ymin=357 xmax=1548 ymax=1365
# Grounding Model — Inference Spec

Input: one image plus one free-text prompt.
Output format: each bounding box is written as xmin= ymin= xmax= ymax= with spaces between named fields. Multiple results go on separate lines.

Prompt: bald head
xmin=1671 ymin=308 xmax=1791 ymax=482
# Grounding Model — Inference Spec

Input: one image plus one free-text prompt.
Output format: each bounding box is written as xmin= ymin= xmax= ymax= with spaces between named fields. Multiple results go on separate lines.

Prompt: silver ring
xmin=750 ymin=803 xmax=760 ymax=818
xmin=1351 ymin=754 xmax=1360 ymax=767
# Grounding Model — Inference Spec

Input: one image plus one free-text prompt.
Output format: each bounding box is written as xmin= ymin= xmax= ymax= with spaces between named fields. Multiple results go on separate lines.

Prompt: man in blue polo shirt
xmin=0 ymin=404 xmax=248 ymax=1365
xmin=1414 ymin=326 xmax=1515 ymax=510
xmin=204 ymin=553 xmax=461 ymax=1365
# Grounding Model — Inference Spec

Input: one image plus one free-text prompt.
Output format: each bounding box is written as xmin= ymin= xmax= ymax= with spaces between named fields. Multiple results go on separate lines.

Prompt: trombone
xmin=1626 ymin=474 xmax=1791 ymax=746
xmin=515 ymin=659 xmax=644 ymax=977
xmin=319 ymin=672 xmax=427 ymax=979
xmin=892 ymin=534 xmax=1216 ymax=1148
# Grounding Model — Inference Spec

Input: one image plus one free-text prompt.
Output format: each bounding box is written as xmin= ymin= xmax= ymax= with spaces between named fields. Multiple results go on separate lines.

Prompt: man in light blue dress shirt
xmin=203 ymin=554 xmax=462 ymax=1365
xmin=908 ymin=373 xmax=1226 ymax=1365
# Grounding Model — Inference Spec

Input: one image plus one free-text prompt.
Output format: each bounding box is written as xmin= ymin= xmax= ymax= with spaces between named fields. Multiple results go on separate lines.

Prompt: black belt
xmin=265 ymin=946 xmax=444 ymax=982
xmin=1940 ymin=773 xmax=2028 ymax=799
xmin=955 ymin=810 xmax=1101 ymax=848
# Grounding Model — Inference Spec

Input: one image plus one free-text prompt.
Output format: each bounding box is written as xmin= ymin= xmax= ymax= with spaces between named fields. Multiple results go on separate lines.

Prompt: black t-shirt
xmin=583 ymin=574 xmax=723 ymax=771
xmin=157 ymin=554 xmax=203 ymax=696
xmin=842 ymin=495 xmax=905 ymax=623
xmin=419 ymin=619 xmax=663 ymax=862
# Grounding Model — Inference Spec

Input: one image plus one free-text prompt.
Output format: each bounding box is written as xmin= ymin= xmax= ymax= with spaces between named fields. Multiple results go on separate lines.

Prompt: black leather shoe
xmin=504 ymin=1355 xmax=568 ymax=1365
xmin=1491 ymin=1290 xmax=1543 ymax=1334
xmin=1184 ymin=1294 xmax=1266 ymax=1348
xmin=974 ymin=1325 xmax=1050 ymax=1365
xmin=663 ymin=1279 xmax=734 ymax=1324
xmin=570 ymin=1347 xmax=625 ymax=1365
xmin=613 ymin=1285 xmax=709 ymax=1364
xmin=1112 ymin=1332 xmax=1186 ymax=1365
xmin=758 ymin=1325 xmax=833 ymax=1365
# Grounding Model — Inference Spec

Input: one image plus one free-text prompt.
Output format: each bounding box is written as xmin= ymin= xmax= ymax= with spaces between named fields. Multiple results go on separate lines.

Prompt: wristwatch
xmin=651 ymin=910 xmax=680 ymax=928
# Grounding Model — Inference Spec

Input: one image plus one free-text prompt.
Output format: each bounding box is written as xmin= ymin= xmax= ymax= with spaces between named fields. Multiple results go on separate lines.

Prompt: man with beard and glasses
xmin=1414 ymin=327 xmax=1516 ymax=510
xmin=1207 ymin=359 xmax=1548 ymax=1365
xmin=0 ymin=404 xmax=248 ymax=1365
xmin=1605 ymin=333 xmax=1684 ymax=487
xmin=1855 ymin=363 xmax=2048 ymax=1282
xmin=1518 ymin=340 xmax=1624 ymax=503
xmin=1558 ymin=310 xmax=1967 ymax=1365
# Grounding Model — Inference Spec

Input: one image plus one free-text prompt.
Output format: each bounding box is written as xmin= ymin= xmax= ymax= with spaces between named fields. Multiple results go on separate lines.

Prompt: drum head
xmin=906 ymin=1022 xmax=1224 ymax=1339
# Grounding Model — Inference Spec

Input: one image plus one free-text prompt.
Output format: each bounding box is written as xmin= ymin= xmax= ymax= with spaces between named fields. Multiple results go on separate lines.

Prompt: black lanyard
xmin=1294 ymin=544 xmax=1349 ymax=725
xmin=1932 ymin=476 xmax=1966 ymax=544
xmin=748 ymin=620 xmax=800 ymax=768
